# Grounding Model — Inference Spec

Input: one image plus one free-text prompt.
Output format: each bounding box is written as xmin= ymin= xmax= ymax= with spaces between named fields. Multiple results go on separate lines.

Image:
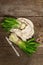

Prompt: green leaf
xmin=2 ymin=17 xmax=20 ymax=31
xmin=18 ymin=38 xmax=39 ymax=55
xmin=27 ymin=38 xmax=35 ymax=43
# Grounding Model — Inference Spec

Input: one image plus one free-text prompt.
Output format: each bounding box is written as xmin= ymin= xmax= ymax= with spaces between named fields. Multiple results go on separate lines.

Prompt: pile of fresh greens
xmin=9 ymin=34 xmax=39 ymax=55
xmin=19 ymin=39 xmax=39 ymax=55
xmin=2 ymin=17 xmax=39 ymax=55
xmin=2 ymin=17 xmax=20 ymax=31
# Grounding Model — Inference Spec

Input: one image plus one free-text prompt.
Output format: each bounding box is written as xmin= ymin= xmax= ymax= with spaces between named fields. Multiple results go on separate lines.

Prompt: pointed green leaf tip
xmin=2 ymin=17 xmax=19 ymax=31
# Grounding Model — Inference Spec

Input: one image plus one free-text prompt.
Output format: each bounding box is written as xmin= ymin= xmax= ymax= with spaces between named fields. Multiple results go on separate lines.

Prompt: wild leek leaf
xmin=2 ymin=17 xmax=20 ymax=31
xmin=9 ymin=34 xmax=39 ymax=55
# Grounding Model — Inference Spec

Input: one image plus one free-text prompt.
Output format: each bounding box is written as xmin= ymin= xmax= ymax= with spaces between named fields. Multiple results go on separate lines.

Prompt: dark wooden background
xmin=0 ymin=0 xmax=43 ymax=65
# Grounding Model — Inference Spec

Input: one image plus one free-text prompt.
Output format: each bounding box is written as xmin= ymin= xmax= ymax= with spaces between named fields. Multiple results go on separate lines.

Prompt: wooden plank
xmin=0 ymin=46 xmax=30 ymax=65
xmin=0 ymin=16 xmax=43 ymax=46
xmin=27 ymin=54 xmax=43 ymax=65
xmin=0 ymin=16 xmax=43 ymax=58
xmin=0 ymin=13 xmax=43 ymax=65
xmin=0 ymin=0 xmax=43 ymax=16
xmin=0 ymin=0 xmax=43 ymax=65
xmin=0 ymin=46 xmax=43 ymax=65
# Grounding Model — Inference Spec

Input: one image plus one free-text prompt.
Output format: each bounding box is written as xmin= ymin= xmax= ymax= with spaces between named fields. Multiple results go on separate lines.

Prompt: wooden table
xmin=0 ymin=0 xmax=43 ymax=65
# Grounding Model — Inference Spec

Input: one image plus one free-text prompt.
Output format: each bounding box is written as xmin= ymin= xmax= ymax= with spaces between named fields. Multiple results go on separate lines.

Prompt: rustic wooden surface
xmin=0 ymin=0 xmax=43 ymax=65
xmin=0 ymin=0 xmax=43 ymax=16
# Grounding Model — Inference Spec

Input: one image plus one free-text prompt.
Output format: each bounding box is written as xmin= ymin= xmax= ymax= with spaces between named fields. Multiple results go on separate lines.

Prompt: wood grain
xmin=0 ymin=16 xmax=43 ymax=65
xmin=0 ymin=0 xmax=43 ymax=16
xmin=0 ymin=0 xmax=43 ymax=65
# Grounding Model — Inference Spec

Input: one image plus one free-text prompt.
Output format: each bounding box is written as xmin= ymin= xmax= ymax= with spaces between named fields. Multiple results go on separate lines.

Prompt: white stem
xmin=5 ymin=37 xmax=20 ymax=57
